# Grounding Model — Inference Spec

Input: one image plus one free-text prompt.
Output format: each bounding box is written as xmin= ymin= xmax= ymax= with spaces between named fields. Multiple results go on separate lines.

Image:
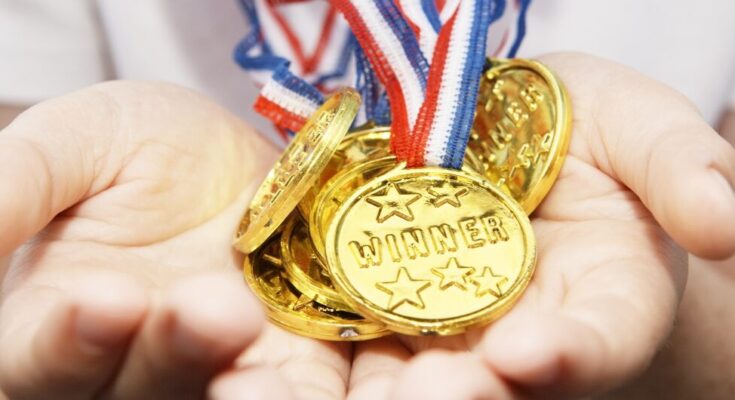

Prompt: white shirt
xmin=1 ymin=0 xmax=734 ymax=143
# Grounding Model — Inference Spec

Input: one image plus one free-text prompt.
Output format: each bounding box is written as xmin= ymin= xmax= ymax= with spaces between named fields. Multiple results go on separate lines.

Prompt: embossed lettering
xmin=385 ymin=233 xmax=403 ymax=263
xmin=348 ymin=215 xmax=509 ymax=267
xmin=492 ymin=79 xmax=505 ymax=101
xmin=482 ymin=216 xmax=509 ymax=243
xmin=520 ymin=84 xmax=543 ymax=112
xmin=401 ymin=228 xmax=430 ymax=259
xmin=349 ymin=238 xmax=382 ymax=268
xmin=458 ymin=218 xmax=486 ymax=248
xmin=428 ymin=224 xmax=458 ymax=254
xmin=505 ymin=101 xmax=529 ymax=128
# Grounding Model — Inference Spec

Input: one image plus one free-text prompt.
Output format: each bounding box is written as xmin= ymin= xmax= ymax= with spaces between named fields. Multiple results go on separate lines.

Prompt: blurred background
xmin=1 ymin=1 xmax=734 ymax=399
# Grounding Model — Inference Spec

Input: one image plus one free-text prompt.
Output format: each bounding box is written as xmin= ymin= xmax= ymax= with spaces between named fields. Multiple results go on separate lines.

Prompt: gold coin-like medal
xmin=244 ymin=235 xmax=389 ymax=341
xmin=309 ymin=156 xmax=399 ymax=264
xmin=326 ymin=167 xmax=536 ymax=335
xmin=300 ymin=125 xmax=485 ymax=220
xmin=234 ymin=89 xmax=361 ymax=254
xmin=280 ymin=215 xmax=354 ymax=312
xmin=469 ymin=58 xmax=571 ymax=213
xmin=298 ymin=125 xmax=392 ymax=219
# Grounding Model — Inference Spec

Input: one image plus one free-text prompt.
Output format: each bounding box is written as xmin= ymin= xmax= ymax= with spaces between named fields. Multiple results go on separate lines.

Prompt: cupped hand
xmin=346 ymin=52 xmax=735 ymax=400
xmin=0 ymin=82 xmax=349 ymax=400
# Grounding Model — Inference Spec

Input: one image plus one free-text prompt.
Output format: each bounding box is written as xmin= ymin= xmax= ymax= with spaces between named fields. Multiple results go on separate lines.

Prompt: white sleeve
xmin=0 ymin=0 xmax=112 ymax=104
xmin=96 ymin=0 xmax=280 ymax=144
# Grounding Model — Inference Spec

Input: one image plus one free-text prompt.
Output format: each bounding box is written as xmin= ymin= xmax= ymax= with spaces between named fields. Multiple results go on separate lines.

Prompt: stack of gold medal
xmin=234 ymin=59 xmax=571 ymax=340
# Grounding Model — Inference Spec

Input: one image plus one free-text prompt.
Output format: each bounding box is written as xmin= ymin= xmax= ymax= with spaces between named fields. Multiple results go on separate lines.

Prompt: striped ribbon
xmin=408 ymin=0 xmax=505 ymax=168
xmin=333 ymin=0 xmax=508 ymax=168
xmin=234 ymin=0 xmax=531 ymax=155
xmin=332 ymin=1 xmax=430 ymax=155
xmin=234 ymin=0 xmax=357 ymax=139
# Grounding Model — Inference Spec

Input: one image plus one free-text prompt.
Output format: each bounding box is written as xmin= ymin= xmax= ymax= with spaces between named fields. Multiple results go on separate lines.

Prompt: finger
xmin=237 ymin=325 xmax=352 ymax=400
xmin=481 ymin=219 xmax=685 ymax=397
xmin=109 ymin=273 xmax=263 ymax=400
xmin=540 ymin=52 xmax=735 ymax=259
xmin=0 ymin=81 xmax=278 ymax=256
xmin=390 ymin=351 xmax=516 ymax=400
xmin=348 ymin=336 xmax=411 ymax=400
xmin=0 ymin=88 xmax=118 ymax=256
xmin=207 ymin=366 xmax=293 ymax=400
xmin=0 ymin=271 xmax=147 ymax=399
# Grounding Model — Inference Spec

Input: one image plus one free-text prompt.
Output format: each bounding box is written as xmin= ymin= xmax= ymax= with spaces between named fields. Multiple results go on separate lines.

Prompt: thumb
xmin=541 ymin=52 xmax=735 ymax=259
xmin=0 ymin=86 xmax=119 ymax=256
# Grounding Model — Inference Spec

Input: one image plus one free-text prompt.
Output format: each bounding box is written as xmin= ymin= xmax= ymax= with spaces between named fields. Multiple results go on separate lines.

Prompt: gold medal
xmin=310 ymin=156 xmax=399 ymax=264
xmin=325 ymin=167 xmax=536 ymax=335
xmin=234 ymin=89 xmax=361 ymax=253
xmin=298 ymin=125 xmax=392 ymax=219
xmin=280 ymin=215 xmax=354 ymax=312
xmin=469 ymin=58 xmax=572 ymax=213
xmin=244 ymin=235 xmax=389 ymax=341
xmin=309 ymin=146 xmax=484 ymax=264
xmin=300 ymin=125 xmax=486 ymax=220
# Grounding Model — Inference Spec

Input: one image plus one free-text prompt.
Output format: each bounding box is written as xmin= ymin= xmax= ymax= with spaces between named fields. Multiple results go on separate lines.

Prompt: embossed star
xmin=376 ymin=267 xmax=432 ymax=311
xmin=531 ymin=132 xmax=553 ymax=164
xmin=427 ymin=181 xmax=469 ymax=208
xmin=366 ymin=183 xmax=421 ymax=223
xmin=431 ymin=257 xmax=475 ymax=290
xmin=471 ymin=267 xmax=509 ymax=298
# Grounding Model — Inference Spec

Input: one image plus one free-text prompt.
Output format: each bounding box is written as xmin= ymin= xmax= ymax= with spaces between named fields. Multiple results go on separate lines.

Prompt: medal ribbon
xmin=235 ymin=0 xmax=358 ymax=136
xmin=234 ymin=0 xmax=530 ymax=149
xmin=329 ymin=1 xmax=430 ymax=155
xmin=333 ymin=0 xmax=506 ymax=168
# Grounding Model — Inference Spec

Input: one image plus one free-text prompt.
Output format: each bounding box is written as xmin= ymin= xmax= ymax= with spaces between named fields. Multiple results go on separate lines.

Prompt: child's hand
xmin=346 ymin=53 xmax=735 ymax=400
xmin=2 ymin=51 xmax=734 ymax=400
xmin=0 ymin=82 xmax=351 ymax=399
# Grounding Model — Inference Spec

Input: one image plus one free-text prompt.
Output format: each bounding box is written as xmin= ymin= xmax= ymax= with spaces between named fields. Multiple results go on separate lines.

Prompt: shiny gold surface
xmin=244 ymin=235 xmax=389 ymax=341
xmin=281 ymin=215 xmax=354 ymax=312
xmin=469 ymin=58 xmax=571 ymax=213
xmin=234 ymin=89 xmax=361 ymax=253
xmin=310 ymin=156 xmax=399 ymax=264
xmin=300 ymin=125 xmax=485 ymax=220
xmin=325 ymin=167 xmax=536 ymax=335
xmin=298 ymin=125 xmax=393 ymax=219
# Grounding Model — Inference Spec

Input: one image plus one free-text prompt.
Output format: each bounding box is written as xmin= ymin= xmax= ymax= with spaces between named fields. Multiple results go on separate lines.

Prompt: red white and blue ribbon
xmin=334 ymin=0 xmax=507 ymax=168
xmin=234 ymin=0 xmax=531 ymax=158
xmin=234 ymin=0 xmax=358 ymax=140
xmin=330 ymin=1 xmax=430 ymax=154
xmin=410 ymin=0 xmax=506 ymax=168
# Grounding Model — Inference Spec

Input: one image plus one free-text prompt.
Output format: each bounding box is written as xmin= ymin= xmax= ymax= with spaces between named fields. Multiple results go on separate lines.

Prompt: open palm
xmin=0 ymin=82 xmax=351 ymax=400
xmin=345 ymin=53 xmax=735 ymax=400
xmin=0 ymin=52 xmax=733 ymax=400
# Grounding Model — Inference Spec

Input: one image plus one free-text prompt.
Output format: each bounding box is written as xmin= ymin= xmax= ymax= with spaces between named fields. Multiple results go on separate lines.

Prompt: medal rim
xmin=280 ymin=215 xmax=355 ymax=312
xmin=243 ymin=235 xmax=390 ymax=341
xmin=233 ymin=89 xmax=361 ymax=254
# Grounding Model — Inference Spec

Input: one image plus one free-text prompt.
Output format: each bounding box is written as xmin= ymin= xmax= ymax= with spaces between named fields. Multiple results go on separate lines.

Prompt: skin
xmin=0 ymin=52 xmax=733 ymax=400
xmin=0 ymin=104 xmax=26 ymax=130
xmin=600 ymin=110 xmax=735 ymax=400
